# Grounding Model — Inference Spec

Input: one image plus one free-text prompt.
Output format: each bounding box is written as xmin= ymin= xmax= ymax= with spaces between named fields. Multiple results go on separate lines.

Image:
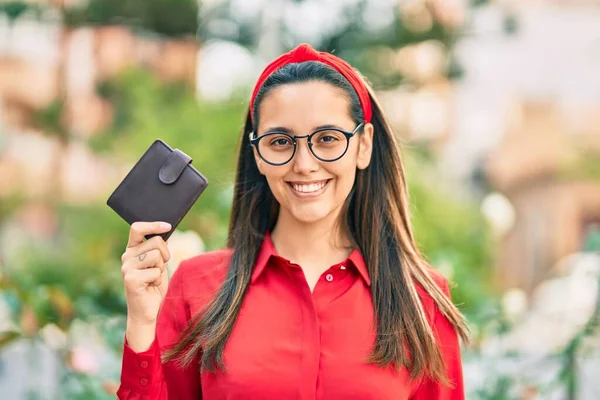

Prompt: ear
xmin=249 ymin=132 xmax=266 ymax=175
xmin=356 ymin=123 xmax=374 ymax=170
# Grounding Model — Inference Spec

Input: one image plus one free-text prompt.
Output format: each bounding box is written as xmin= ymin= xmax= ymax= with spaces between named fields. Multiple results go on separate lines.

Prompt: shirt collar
xmin=348 ymin=249 xmax=370 ymax=286
xmin=251 ymin=232 xmax=371 ymax=286
xmin=251 ymin=232 xmax=277 ymax=284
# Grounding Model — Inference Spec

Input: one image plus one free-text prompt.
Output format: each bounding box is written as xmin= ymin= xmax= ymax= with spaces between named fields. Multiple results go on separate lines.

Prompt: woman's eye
xmin=319 ymin=135 xmax=339 ymax=143
xmin=270 ymin=137 xmax=291 ymax=146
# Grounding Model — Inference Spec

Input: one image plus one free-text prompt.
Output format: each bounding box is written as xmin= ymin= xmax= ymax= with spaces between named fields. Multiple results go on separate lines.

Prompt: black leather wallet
xmin=106 ymin=139 xmax=208 ymax=241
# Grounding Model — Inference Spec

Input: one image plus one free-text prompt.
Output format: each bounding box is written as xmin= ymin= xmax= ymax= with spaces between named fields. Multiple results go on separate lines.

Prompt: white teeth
xmin=292 ymin=180 xmax=328 ymax=193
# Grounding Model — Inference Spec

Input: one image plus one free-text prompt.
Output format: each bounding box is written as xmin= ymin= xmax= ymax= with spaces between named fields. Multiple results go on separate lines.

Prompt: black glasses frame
xmin=249 ymin=123 xmax=364 ymax=166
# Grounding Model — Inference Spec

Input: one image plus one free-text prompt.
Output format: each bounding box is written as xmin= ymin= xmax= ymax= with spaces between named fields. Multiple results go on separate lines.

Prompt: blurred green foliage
xmin=583 ymin=226 xmax=600 ymax=252
xmin=1 ymin=203 xmax=128 ymax=337
xmin=32 ymin=100 xmax=69 ymax=141
xmin=0 ymin=69 xmax=247 ymax=397
xmin=559 ymin=148 xmax=600 ymax=182
xmin=0 ymin=1 xmax=29 ymax=23
xmin=2 ymin=69 xmax=248 ymax=331
xmin=62 ymin=0 xmax=199 ymax=37
xmin=406 ymin=153 xmax=496 ymax=320
xmin=91 ymin=69 xmax=248 ymax=249
xmin=0 ymin=0 xmax=198 ymax=37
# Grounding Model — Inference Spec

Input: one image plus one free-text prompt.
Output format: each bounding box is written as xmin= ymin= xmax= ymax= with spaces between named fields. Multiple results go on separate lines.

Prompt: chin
xmin=288 ymin=203 xmax=336 ymax=224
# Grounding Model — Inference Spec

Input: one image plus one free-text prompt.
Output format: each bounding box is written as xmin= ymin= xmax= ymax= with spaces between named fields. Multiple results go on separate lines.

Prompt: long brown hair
xmin=163 ymin=61 xmax=469 ymax=384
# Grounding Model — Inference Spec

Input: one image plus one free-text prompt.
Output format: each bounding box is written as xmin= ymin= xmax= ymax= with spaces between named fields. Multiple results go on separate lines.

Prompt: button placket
xmin=313 ymin=262 xmax=356 ymax=313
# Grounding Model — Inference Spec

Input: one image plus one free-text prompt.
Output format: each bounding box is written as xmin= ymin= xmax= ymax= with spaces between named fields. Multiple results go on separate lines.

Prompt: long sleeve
xmin=411 ymin=279 xmax=465 ymax=400
xmin=117 ymin=260 xmax=201 ymax=399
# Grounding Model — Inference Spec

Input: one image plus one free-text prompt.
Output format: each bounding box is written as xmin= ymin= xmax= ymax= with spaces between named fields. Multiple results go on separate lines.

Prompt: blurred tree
xmin=91 ymin=69 xmax=246 ymax=249
xmin=62 ymin=0 xmax=199 ymax=37
xmin=405 ymin=152 xmax=496 ymax=319
xmin=583 ymin=225 xmax=600 ymax=252
xmin=559 ymin=148 xmax=600 ymax=182
xmin=0 ymin=0 xmax=198 ymax=37
xmin=0 ymin=69 xmax=246 ymax=398
xmin=197 ymin=0 xmax=467 ymax=89
xmin=0 ymin=1 xmax=28 ymax=24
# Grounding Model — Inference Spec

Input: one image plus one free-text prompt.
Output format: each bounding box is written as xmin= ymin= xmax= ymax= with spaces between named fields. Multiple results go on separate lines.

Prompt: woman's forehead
xmin=257 ymin=81 xmax=353 ymax=129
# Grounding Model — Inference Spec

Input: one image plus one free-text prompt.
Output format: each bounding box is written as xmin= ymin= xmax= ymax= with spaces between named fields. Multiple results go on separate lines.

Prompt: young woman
xmin=117 ymin=43 xmax=468 ymax=400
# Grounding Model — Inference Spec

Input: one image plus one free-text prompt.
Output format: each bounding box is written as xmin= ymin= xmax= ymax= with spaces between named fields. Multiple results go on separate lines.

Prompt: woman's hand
xmin=121 ymin=221 xmax=172 ymax=351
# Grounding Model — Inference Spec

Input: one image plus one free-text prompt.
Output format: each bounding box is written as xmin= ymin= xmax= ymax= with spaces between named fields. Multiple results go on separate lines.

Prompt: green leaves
xmin=62 ymin=0 xmax=198 ymax=38
xmin=405 ymin=152 xmax=496 ymax=320
xmin=91 ymin=69 xmax=246 ymax=248
xmin=0 ymin=1 xmax=29 ymax=23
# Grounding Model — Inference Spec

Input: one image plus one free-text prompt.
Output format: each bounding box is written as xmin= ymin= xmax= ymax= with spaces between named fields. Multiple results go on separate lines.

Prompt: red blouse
xmin=117 ymin=233 xmax=464 ymax=399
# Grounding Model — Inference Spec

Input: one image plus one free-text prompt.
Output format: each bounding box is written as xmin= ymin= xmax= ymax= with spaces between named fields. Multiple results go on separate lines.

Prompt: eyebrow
xmin=262 ymin=124 xmax=345 ymax=135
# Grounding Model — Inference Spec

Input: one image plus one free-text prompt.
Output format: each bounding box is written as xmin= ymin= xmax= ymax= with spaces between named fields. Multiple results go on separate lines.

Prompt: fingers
xmin=122 ymin=222 xmax=172 ymax=295
xmin=123 ymin=246 xmax=164 ymax=269
xmin=122 ymin=248 xmax=166 ymax=290
xmin=128 ymin=236 xmax=171 ymax=265
xmin=124 ymin=267 xmax=164 ymax=293
xmin=127 ymin=221 xmax=171 ymax=248
xmin=139 ymin=267 xmax=164 ymax=288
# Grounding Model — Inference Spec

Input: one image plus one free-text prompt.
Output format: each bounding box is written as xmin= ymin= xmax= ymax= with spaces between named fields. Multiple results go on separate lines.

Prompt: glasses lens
xmin=257 ymin=133 xmax=295 ymax=164
xmin=311 ymin=130 xmax=349 ymax=161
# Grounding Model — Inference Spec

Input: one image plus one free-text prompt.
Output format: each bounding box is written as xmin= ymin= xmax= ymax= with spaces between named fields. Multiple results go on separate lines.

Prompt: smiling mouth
xmin=287 ymin=179 xmax=331 ymax=194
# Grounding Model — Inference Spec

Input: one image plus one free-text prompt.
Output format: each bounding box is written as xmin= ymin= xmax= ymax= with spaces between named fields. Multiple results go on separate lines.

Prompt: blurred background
xmin=0 ymin=0 xmax=598 ymax=398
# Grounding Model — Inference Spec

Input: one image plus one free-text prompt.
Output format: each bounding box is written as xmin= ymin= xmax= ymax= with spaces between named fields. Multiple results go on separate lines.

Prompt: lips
xmin=287 ymin=179 xmax=330 ymax=194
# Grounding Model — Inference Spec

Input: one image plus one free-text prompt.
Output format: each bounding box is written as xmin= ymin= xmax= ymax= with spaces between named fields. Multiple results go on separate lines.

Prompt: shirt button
xmin=140 ymin=378 xmax=148 ymax=386
xmin=340 ymin=265 xmax=346 ymax=270
xmin=140 ymin=361 xmax=148 ymax=368
xmin=325 ymin=274 xmax=334 ymax=282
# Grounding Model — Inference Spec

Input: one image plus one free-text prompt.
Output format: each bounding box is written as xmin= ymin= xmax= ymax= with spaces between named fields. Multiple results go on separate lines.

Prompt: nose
xmin=292 ymin=138 xmax=319 ymax=174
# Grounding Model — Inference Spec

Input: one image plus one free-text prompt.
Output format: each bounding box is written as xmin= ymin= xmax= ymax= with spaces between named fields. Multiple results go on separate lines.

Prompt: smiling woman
xmin=250 ymin=78 xmax=373 ymax=227
xmin=117 ymin=43 xmax=468 ymax=400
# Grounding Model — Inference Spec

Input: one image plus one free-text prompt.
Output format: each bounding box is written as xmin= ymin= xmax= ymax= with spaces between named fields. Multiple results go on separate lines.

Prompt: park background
xmin=0 ymin=0 xmax=599 ymax=398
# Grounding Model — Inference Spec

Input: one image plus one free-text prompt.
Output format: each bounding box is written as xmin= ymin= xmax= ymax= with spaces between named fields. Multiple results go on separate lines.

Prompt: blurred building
xmin=397 ymin=0 xmax=600 ymax=292
xmin=486 ymin=100 xmax=600 ymax=291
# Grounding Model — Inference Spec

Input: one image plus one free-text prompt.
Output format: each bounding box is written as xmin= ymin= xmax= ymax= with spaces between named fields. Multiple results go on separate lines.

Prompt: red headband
xmin=249 ymin=43 xmax=372 ymax=126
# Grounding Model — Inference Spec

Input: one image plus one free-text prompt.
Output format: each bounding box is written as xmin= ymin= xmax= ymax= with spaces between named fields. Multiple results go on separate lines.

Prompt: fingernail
xmin=160 ymin=222 xmax=172 ymax=230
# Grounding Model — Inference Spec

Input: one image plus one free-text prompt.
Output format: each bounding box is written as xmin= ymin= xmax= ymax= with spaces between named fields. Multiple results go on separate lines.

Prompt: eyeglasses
xmin=249 ymin=123 xmax=364 ymax=166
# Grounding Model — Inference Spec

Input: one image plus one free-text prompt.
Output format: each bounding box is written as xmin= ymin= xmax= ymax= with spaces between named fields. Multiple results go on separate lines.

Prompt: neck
xmin=270 ymin=206 xmax=353 ymax=267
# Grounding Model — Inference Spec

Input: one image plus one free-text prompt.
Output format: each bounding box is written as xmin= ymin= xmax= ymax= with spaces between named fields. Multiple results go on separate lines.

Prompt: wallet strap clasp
xmin=159 ymin=149 xmax=192 ymax=184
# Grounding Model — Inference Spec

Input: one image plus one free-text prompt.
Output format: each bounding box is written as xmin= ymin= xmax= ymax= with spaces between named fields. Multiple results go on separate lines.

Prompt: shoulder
xmin=413 ymin=265 xmax=451 ymax=323
xmin=171 ymin=249 xmax=233 ymax=305
xmin=426 ymin=266 xmax=451 ymax=295
xmin=177 ymin=248 xmax=233 ymax=273
xmin=414 ymin=265 xmax=451 ymax=298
